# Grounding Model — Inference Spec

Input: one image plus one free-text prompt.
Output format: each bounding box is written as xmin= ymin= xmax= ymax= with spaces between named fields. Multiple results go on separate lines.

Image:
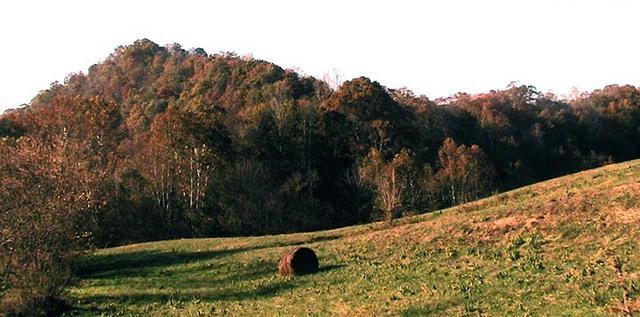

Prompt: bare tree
xmin=437 ymin=138 xmax=495 ymax=205
xmin=322 ymin=67 xmax=343 ymax=90
xmin=359 ymin=148 xmax=416 ymax=225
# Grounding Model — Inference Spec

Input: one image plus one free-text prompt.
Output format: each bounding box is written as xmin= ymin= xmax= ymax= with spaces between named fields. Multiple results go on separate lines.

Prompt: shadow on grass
xmin=72 ymin=252 xmax=301 ymax=313
xmin=75 ymin=262 xmax=346 ymax=311
xmin=400 ymin=299 xmax=461 ymax=316
xmin=318 ymin=264 xmax=345 ymax=273
xmin=72 ymin=261 xmax=347 ymax=313
xmin=71 ymin=233 xmax=347 ymax=314
xmin=78 ymin=248 xmax=245 ymax=279
xmin=78 ymin=233 xmax=343 ymax=280
xmin=77 ymin=279 xmax=296 ymax=305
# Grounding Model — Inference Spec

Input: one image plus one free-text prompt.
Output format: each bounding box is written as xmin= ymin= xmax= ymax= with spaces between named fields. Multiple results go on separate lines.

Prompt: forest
xmin=1 ymin=39 xmax=640 ymax=314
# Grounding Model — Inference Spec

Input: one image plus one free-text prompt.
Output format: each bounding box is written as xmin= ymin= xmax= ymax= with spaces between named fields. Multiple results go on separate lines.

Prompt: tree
xmin=325 ymin=77 xmax=413 ymax=157
xmin=214 ymin=159 xmax=280 ymax=235
xmin=138 ymin=107 xmax=229 ymax=235
xmin=437 ymin=138 xmax=495 ymax=205
xmin=0 ymin=129 xmax=106 ymax=315
xmin=359 ymin=148 xmax=417 ymax=225
xmin=6 ymin=38 xmax=640 ymax=247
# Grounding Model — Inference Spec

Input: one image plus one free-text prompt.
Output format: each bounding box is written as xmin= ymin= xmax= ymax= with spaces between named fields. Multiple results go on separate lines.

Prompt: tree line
xmin=1 ymin=39 xmax=640 ymax=314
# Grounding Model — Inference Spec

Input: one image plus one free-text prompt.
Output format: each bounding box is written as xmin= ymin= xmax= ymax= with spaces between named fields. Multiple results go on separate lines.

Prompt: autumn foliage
xmin=2 ymin=39 xmax=640 ymax=314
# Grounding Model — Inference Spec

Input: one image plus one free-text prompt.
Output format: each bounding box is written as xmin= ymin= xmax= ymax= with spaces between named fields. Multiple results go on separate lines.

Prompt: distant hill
xmin=2 ymin=39 xmax=640 ymax=243
xmin=70 ymin=159 xmax=640 ymax=316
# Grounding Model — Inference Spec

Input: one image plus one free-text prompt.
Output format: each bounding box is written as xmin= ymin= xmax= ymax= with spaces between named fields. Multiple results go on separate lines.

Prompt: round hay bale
xmin=278 ymin=246 xmax=319 ymax=276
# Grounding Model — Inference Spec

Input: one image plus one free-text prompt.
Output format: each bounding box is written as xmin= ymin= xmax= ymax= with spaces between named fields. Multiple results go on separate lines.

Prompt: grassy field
xmin=65 ymin=160 xmax=640 ymax=316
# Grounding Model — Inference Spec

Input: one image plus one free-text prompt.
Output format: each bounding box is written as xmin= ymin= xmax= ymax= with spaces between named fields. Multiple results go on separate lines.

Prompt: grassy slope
xmin=67 ymin=160 xmax=640 ymax=316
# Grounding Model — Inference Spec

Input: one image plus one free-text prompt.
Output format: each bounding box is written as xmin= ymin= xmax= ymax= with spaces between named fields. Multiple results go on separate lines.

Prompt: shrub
xmin=0 ymin=135 xmax=101 ymax=316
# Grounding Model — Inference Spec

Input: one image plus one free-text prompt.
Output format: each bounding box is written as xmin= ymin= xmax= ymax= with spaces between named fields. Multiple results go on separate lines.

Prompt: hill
xmin=3 ymin=39 xmax=640 ymax=245
xmin=3 ymin=39 xmax=640 ymax=315
xmin=68 ymin=159 xmax=640 ymax=316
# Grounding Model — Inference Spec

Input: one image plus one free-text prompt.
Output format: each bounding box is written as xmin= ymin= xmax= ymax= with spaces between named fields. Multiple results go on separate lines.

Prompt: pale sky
xmin=1 ymin=0 xmax=639 ymax=112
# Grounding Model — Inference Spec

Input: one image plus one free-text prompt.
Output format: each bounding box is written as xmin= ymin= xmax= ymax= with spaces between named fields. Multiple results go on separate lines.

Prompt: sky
xmin=1 ymin=0 xmax=639 ymax=112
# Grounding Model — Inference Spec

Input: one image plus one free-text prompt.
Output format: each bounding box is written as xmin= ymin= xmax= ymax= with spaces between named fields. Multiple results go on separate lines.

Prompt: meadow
xmin=67 ymin=159 xmax=640 ymax=316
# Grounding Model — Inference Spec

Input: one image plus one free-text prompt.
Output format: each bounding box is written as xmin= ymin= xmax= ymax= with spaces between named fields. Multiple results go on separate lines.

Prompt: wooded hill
xmin=2 ymin=38 xmax=640 ymax=315
xmin=2 ymin=38 xmax=640 ymax=245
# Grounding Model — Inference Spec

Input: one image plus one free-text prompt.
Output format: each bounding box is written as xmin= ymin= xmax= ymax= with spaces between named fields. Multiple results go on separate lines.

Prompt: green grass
xmin=66 ymin=160 xmax=640 ymax=316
